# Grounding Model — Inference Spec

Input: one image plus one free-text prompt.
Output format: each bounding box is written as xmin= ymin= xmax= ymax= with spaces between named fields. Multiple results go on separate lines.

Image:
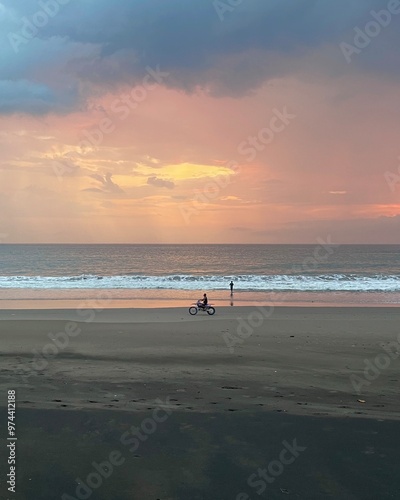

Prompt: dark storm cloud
xmin=1 ymin=0 xmax=399 ymax=114
xmin=0 ymin=79 xmax=78 ymax=115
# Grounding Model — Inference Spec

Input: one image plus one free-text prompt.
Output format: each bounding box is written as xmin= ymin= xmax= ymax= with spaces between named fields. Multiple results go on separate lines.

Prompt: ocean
xmin=0 ymin=244 xmax=399 ymax=308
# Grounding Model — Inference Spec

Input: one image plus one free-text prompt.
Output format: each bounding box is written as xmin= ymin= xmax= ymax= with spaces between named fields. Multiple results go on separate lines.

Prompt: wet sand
xmin=0 ymin=307 xmax=400 ymax=499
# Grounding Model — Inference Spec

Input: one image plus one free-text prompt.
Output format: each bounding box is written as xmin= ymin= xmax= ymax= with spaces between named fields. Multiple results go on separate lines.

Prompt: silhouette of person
xmin=229 ymin=281 xmax=234 ymax=295
xmin=198 ymin=293 xmax=208 ymax=309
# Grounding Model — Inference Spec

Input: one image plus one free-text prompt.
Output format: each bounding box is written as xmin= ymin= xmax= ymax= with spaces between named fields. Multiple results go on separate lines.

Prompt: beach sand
xmin=1 ymin=307 xmax=400 ymax=499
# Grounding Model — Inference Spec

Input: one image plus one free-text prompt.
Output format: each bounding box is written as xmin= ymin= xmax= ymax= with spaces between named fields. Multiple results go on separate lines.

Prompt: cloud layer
xmin=1 ymin=0 xmax=400 ymax=242
xmin=2 ymin=0 xmax=400 ymax=114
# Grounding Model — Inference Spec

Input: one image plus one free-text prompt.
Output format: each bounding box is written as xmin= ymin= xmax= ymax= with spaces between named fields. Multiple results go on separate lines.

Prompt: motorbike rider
xmin=198 ymin=293 xmax=208 ymax=309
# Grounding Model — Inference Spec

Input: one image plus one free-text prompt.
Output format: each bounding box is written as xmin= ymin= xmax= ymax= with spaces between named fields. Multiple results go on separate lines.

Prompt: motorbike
xmin=189 ymin=301 xmax=215 ymax=315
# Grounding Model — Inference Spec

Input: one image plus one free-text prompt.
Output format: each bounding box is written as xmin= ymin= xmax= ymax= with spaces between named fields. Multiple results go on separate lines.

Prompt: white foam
xmin=0 ymin=274 xmax=399 ymax=292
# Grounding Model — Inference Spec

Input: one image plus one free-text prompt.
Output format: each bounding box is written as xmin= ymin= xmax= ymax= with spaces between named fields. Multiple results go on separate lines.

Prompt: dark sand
xmin=1 ymin=307 xmax=400 ymax=499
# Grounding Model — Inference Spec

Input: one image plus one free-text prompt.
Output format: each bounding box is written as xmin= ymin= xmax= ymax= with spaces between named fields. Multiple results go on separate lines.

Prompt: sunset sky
xmin=1 ymin=0 xmax=400 ymax=243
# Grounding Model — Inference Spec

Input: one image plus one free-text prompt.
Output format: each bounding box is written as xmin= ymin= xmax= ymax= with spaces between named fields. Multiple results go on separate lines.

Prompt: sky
xmin=1 ymin=0 xmax=400 ymax=243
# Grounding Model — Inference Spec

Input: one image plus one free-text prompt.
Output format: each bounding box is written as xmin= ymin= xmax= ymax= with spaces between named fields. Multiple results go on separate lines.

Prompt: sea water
xmin=0 ymin=244 xmax=399 ymax=308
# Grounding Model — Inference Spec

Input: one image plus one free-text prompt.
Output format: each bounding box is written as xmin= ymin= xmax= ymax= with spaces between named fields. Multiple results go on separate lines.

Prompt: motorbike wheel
xmin=189 ymin=307 xmax=198 ymax=315
xmin=207 ymin=307 xmax=215 ymax=315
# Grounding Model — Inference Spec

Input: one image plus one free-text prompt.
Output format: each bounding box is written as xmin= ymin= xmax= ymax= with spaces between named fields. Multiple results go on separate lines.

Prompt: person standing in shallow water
xmin=229 ymin=281 xmax=234 ymax=295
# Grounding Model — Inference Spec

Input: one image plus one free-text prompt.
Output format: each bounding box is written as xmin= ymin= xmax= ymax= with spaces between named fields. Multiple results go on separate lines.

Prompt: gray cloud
xmin=147 ymin=176 xmax=175 ymax=189
xmin=0 ymin=79 xmax=78 ymax=115
xmin=1 ymin=0 xmax=399 ymax=114
xmin=84 ymin=172 xmax=124 ymax=194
